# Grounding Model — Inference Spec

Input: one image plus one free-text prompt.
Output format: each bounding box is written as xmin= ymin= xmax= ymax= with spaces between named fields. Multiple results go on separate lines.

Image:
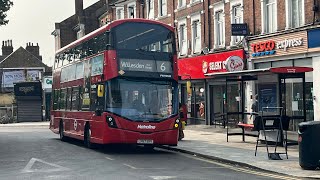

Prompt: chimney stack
xmin=26 ymin=42 xmax=42 ymax=61
xmin=75 ymin=0 xmax=84 ymax=16
xmin=2 ymin=40 xmax=14 ymax=56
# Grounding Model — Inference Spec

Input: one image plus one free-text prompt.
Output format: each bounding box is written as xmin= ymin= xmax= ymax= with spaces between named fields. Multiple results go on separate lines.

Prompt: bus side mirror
xmin=97 ymin=85 xmax=104 ymax=97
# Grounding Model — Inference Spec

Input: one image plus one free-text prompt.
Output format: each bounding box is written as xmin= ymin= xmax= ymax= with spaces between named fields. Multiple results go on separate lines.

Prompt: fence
xmin=0 ymin=105 xmax=17 ymax=124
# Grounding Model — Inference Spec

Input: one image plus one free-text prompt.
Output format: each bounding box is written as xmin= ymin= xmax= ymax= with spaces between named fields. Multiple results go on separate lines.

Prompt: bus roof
xmin=55 ymin=18 xmax=174 ymax=55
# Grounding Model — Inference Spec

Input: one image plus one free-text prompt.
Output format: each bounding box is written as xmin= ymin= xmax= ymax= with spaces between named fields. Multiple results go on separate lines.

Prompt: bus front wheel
xmin=84 ymin=124 xmax=94 ymax=149
xmin=59 ymin=121 xmax=66 ymax=141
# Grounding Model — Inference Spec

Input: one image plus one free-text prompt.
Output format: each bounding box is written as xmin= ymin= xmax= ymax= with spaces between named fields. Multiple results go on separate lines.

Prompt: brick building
xmin=51 ymin=0 xmax=110 ymax=51
xmin=53 ymin=0 xmax=320 ymax=126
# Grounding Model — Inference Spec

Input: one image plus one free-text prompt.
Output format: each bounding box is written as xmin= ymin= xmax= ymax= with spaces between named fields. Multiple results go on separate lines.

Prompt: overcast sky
xmin=0 ymin=0 xmax=99 ymax=67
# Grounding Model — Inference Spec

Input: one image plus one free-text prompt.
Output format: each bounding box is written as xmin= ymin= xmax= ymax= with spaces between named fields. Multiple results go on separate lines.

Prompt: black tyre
xmin=84 ymin=124 xmax=94 ymax=149
xmin=59 ymin=121 xmax=67 ymax=141
xmin=143 ymin=145 xmax=155 ymax=150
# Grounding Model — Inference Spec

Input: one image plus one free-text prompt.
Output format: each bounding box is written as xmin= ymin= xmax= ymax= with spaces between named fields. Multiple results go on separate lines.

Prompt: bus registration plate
xmin=137 ymin=139 xmax=154 ymax=144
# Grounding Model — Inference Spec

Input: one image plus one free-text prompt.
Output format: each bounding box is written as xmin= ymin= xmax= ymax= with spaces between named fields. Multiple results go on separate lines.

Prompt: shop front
xmin=248 ymin=30 xmax=314 ymax=131
xmin=178 ymin=49 xmax=245 ymax=125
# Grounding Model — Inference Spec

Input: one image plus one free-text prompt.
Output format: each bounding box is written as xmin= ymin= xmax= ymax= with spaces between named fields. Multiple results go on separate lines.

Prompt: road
xmin=0 ymin=127 xmax=299 ymax=180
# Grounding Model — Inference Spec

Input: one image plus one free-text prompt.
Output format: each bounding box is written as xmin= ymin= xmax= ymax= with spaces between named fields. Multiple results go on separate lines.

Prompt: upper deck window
xmin=113 ymin=22 xmax=175 ymax=53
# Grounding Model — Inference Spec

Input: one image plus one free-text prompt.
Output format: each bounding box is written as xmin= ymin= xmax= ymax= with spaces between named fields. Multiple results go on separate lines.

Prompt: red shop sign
xmin=251 ymin=40 xmax=276 ymax=52
xmin=178 ymin=49 xmax=245 ymax=80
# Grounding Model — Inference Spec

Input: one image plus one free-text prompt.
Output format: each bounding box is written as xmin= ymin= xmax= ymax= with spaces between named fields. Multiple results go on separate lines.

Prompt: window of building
xmin=127 ymin=2 xmax=136 ymax=18
xmin=190 ymin=0 xmax=200 ymax=4
xmin=263 ymin=0 xmax=277 ymax=33
xmin=191 ymin=16 xmax=201 ymax=54
xmin=147 ymin=0 xmax=154 ymax=19
xmin=178 ymin=0 xmax=186 ymax=8
xmin=286 ymin=0 xmax=304 ymax=28
xmin=159 ymin=0 xmax=167 ymax=17
xmin=215 ymin=11 xmax=225 ymax=48
xmin=178 ymin=21 xmax=187 ymax=55
xmin=116 ymin=7 xmax=124 ymax=20
xmin=231 ymin=4 xmax=243 ymax=45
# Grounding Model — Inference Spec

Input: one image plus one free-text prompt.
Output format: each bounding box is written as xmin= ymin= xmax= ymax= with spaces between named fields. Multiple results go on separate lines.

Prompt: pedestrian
xmin=250 ymin=94 xmax=259 ymax=121
xmin=178 ymin=103 xmax=187 ymax=141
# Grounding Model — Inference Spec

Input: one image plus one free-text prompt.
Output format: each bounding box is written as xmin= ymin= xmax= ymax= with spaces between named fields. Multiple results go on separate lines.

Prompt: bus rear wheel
xmin=84 ymin=124 xmax=94 ymax=149
xmin=59 ymin=121 xmax=66 ymax=141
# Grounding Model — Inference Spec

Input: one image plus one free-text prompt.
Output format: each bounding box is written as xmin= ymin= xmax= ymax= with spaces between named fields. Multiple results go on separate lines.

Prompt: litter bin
xmin=298 ymin=121 xmax=320 ymax=170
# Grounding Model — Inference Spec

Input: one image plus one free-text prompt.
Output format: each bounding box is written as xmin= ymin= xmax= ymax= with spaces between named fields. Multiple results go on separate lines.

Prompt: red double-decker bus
xmin=50 ymin=19 xmax=179 ymax=148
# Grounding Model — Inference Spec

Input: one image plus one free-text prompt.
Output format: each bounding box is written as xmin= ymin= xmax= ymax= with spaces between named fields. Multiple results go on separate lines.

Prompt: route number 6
xmin=160 ymin=63 xmax=166 ymax=72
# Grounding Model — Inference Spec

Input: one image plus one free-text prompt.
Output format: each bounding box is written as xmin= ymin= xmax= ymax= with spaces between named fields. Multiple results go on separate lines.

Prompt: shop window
xmin=272 ymin=60 xmax=293 ymax=67
xmin=187 ymin=83 xmax=205 ymax=120
xmin=71 ymin=87 xmax=80 ymax=111
xmin=255 ymin=62 xmax=271 ymax=69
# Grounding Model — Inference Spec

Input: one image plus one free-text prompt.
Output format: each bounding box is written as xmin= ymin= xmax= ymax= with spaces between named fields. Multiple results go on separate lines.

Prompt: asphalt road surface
xmin=0 ymin=127 xmax=300 ymax=180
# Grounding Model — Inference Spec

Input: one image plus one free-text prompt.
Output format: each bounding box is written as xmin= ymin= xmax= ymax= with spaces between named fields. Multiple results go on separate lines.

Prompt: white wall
xmin=312 ymin=56 xmax=320 ymax=121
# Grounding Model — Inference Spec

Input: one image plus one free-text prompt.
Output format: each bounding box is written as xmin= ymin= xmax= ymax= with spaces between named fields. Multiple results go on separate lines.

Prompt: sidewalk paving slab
xmin=0 ymin=121 xmax=50 ymax=128
xmin=162 ymin=125 xmax=320 ymax=179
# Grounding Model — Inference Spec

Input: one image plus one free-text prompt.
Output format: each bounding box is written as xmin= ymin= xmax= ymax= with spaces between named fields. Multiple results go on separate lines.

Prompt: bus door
xmin=90 ymin=84 xmax=105 ymax=137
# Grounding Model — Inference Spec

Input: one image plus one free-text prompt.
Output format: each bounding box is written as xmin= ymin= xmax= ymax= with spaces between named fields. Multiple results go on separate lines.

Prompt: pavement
xmin=0 ymin=121 xmax=50 ymax=128
xmin=1 ymin=122 xmax=319 ymax=179
xmin=163 ymin=125 xmax=320 ymax=179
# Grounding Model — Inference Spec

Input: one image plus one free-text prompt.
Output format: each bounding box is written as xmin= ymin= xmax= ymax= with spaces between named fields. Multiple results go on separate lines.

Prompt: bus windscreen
xmin=105 ymin=78 xmax=178 ymax=122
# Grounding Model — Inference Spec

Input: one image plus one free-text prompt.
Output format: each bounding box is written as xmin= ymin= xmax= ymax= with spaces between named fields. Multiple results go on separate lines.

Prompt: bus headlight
xmin=106 ymin=116 xmax=118 ymax=128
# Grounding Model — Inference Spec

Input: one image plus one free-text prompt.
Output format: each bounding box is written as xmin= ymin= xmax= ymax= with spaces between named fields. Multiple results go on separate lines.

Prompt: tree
xmin=0 ymin=0 xmax=13 ymax=26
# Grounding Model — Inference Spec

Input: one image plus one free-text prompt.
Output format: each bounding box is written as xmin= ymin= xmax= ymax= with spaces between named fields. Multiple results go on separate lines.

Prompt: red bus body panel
xmin=50 ymin=19 xmax=179 ymax=146
xmin=50 ymin=111 xmax=178 ymax=145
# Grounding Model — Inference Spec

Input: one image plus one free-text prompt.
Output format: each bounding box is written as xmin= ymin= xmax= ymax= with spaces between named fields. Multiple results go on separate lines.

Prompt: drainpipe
xmin=141 ymin=0 xmax=145 ymax=18
xmin=253 ymin=0 xmax=256 ymax=34
xmin=208 ymin=2 xmax=211 ymax=50
xmin=313 ymin=0 xmax=319 ymax=25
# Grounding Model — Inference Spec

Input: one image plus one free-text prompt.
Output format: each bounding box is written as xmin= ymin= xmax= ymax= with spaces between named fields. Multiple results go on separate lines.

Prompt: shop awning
xmin=204 ymin=66 xmax=313 ymax=78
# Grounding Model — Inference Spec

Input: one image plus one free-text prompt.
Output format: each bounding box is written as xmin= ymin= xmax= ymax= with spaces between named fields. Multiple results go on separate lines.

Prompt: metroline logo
xmin=137 ymin=125 xmax=156 ymax=129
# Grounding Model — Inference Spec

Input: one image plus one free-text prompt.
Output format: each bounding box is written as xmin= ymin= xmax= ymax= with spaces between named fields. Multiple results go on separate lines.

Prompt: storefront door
xmin=279 ymin=73 xmax=306 ymax=131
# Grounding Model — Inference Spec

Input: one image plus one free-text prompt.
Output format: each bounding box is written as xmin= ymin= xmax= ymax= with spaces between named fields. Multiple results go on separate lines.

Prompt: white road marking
xmin=150 ymin=176 xmax=176 ymax=180
xmin=21 ymin=158 xmax=69 ymax=173
xmin=123 ymin=163 xmax=137 ymax=169
xmin=105 ymin=156 xmax=114 ymax=161
xmin=123 ymin=163 xmax=167 ymax=170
